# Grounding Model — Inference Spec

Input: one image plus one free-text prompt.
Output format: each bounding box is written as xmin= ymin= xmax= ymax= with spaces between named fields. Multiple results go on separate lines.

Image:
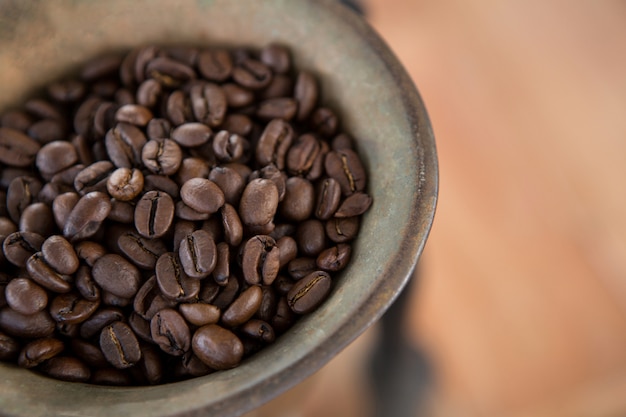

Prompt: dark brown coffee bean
xmin=136 ymin=79 xmax=162 ymax=108
xmin=197 ymin=49 xmax=233 ymax=82
xmin=175 ymin=158 xmax=210 ymax=187
xmin=70 ymin=338 xmax=108 ymax=368
xmin=35 ymin=141 xmax=78 ymax=178
xmin=180 ymin=178 xmax=225 ymax=214
xmin=208 ymin=166 xmax=245 ymax=206
xmin=47 ymin=79 xmax=86 ymax=102
xmin=5 ymin=278 xmax=48 ymax=315
xmin=49 ymin=292 xmax=99 ymax=325
xmin=287 ymin=257 xmax=318 ymax=281
xmin=92 ymin=368 xmax=133 ymax=386
xmin=233 ymin=59 xmax=273 ymax=90
xmin=241 ymin=319 xmax=275 ymax=343
xmin=133 ymin=276 xmax=176 ymax=320
xmin=175 ymin=351 xmax=213 ymax=379
xmin=165 ymin=90 xmax=194 ymax=126
xmin=171 ymin=122 xmax=212 ymax=147
xmin=219 ymin=204 xmax=243 ymax=248
xmin=114 ymin=104 xmax=153 ymax=126
xmin=179 ymin=230 xmax=217 ymax=280
xmin=259 ymin=74 xmax=293 ymax=100
xmin=63 ymin=191 xmax=111 ymax=241
xmin=199 ymin=280 xmax=221 ymax=303
xmin=134 ymin=190 xmax=175 ymax=239
xmin=276 ymin=236 xmax=298 ymax=269
xmin=26 ymin=252 xmax=72 ymax=293
xmin=0 ymin=127 xmax=41 ymax=167
xmin=128 ymin=312 xmax=154 ymax=344
xmin=108 ymin=199 xmax=135 ymax=224
xmin=74 ymin=161 xmax=115 ymax=195
xmin=42 ymin=356 xmax=91 ymax=382
xmin=212 ymin=242 xmax=230 ymax=286
xmin=0 ymin=332 xmax=20 ymax=361
xmin=19 ymin=203 xmax=54 ymax=236
xmin=190 ymin=83 xmax=227 ymax=127
xmin=286 ymin=134 xmax=320 ymax=176
xmin=7 ymin=176 xmax=42 ymax=224
xmin=100 ymin=321 xmax=141 ymax=369
xmin=212 ymin=276 xmax=240 ymax=310
xmin=239 ymin=179 xmax=279 ymax=229
xmin=279 ymin=177 xmax=315 ymax=222
xmin=324 ymin=149 xmax=366 ymax=196
xmin=118 ymin=231 xmax=167 ymax=270
xmin=135 ymin=344 xmax=164 ymax=385
xmin=155 ymin=252 xmax=200 ymax=302
xmin=241 ymin=235 xmax=280 ymax=286
xmin=172 ymin=220 xmax=196 ymax=253
xmin=106 ymin=167 xmax=144 ymax=201
xmin=17 ymin=337 xmax=64 ymax=368
xmin=74 ymin=240 xmax=107 ymax=267
xmin=222 ymin=83 xmax=255 ymax=108
xmin=222 ymin=285 xmax=262 ymax=327
xmin=0 ymin=217 xmax=17 ymax=237
xmin=1 ymin=110 xmax=33 ymax=132
xmin=335 ymin=192 xmax=373 ymax=217
xmin=315 ymin=178 xmax=342 ymax=220
xmin=144 ymin=174 xmax=180 ymax=198
xmin=92 ymin=254 xmax=141 ymax=299
xmin=0 ymin=168 xmax=31 ymax=190
xmin=256 ymin=98 xmax=297 ymax=121
xmin=294 ymin=71 xmax=318 ymax=121
xmin=260 ymin=44 xmax=291 ymax=74
xmin=3 ymin=231 xmax=44 ymax=267
xmin=179 ymin=303 xmax=221 ymax=327
xmin=176 ymin=202 xmax=210 ymax=222
xmin=92 ymin=101 xmax=118 ymax=138
xmin=42 ymin=235 xmax=79 ymax=275
xmin=256 ymin=286 xmax=278 ymax=322
xmin=81 ymin=53 xmax=123 ymax=81
xmin=133 ymin=46 xmax=160 ymax=84
xmin=212 ymin=130 xmax=246 ymax=162
xmin=105 ymin=122 xmax=147 ymax=168
xmin=37 ymin=182 xmax=71 ymax=206
xmin=56 ymin=323 xmax=82 ymax=340
xmin=220 ymin=113 xmax=253 ymax=137
xmin=75 ymin=265 xmax=101 ymax=302
xmin=296 ymin=219 xmax=327 ymax=257
xmin=287 ymin=271 xmax=331 ymax=314
xmin=192 ymin=324 xmax=243 ymax=370
xmin=146 ymin=118 xmax=172 ymax=141
xmin=317 ymin=244 xmax=352 ymax=272
xmin=141 ymin=138 xmax=183 ymax=175
xmin=116 ymin=88 xmax=136 ymax=106
xmin=79 ymin=307 xmax=124 ymax=340
xmin=146 ymin=57 xmax=196 ymax=87
xmin=249 ymin=164 xmax=287 ymax=202
xmin=28 ymin=118 xmax=67 ymax=144
xmin=150 ymin=308 xmax=190 ymax=356
xmin=0 ymin=307 xmax=55 ymax=338
xmin=311 ymin=107 xmax=338 ymax=137
xmin=256 ymin=119 xmax=294 ymax=170
xmin=73 ymin=97 xmax=101 ymax=138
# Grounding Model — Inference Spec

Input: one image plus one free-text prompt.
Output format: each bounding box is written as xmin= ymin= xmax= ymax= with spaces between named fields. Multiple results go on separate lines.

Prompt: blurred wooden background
xmin=251 ymin=1 xmax=626 ymax=416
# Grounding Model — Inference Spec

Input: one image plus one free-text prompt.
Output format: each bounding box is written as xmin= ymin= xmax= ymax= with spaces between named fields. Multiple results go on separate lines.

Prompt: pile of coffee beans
xmin=0 ymin=43 xmax=372 ymax=385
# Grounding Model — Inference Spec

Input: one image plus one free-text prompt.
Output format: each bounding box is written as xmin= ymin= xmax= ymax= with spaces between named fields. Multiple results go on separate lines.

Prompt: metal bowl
xmin=0 ymin=0 xmax=438 ymax=415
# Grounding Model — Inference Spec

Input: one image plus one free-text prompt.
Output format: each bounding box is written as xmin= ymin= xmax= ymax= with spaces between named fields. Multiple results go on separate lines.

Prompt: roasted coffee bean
xmin=241 ymin=319 xmax=275 ymax=343
xmin=19 ymin=203 xmax=54 ymax=236
xmin=287 ymin=257 xmax=318 ymax=281
xmin=280 ymin=177 xmax=315 ymax=222
xmin=155 ymin=252 xmax=200 ymax=302
xmin=118 ymin=231 xmax=167 ymax=270
xmin=107 ymin=167 xmax=144 ymax=201
xmin=324 ymin=149 xmax=366 ymax=195
xmin=74 ymin=240 xmax=107 ymax=267
xmin=171 ymin=122 xmax=212 ymax=147
xmin=7 ymin=176 xmax=42 ymax=224
xmin=79 ymin=308 xmax=124 ymax=341
xmin=212 ymin=130 xmax=245 ymax=162
xmin=134 ymin=191 xmax=175 ymax=239
xmin=165 ymin=90 xmax=194 ymax=126
xmin=133 ymin=276 xmax=176 ymax=320
xmin=176 ymin=157 xmax=210 ymax=186
xmin=105 ymin=122 xmax=147 ymax=168
xmin=294 ymin=71 xmax=318 ymax=121
xmin=0 ymin=332 xmax=20 ymax=360
xmin=144 ymin=174 xmax=180 ymax=198
xmin=259 ymin=74 xmax=293 ymax=100
xmin=1 ymin=110 xmax=33 ymax=132
xmin=17 ymin=337 xmax=64 ymax=368
xmin=115 ymin=104 xmax=153 ymax=126
xmin=315 ymin=178 xmax=342 ymax=220
xmin=141 ymin=138 xmax=182 ymax=175
xmin=311 ymin=107 xmax=338 ymax=137
xmin=190 ymin=83 xmax=227 ymax=127
xmin=150 ymin=308 xmax=190 ymax=356
xmin=335 ymin=191 xmax=373 ymax=217
xmin=222 ymin=285 xmax=262 ymax=327
xmin=222 ymin=83 xmax=255 ymax=108
xmin=179 ymin=303 xmax=221 ymax=327
xmin=108 ymin=199 xmax=135 ymax=224
xmin=317 ymin=244 xmax=352 ymax=272
xmin=101 ymin=291 xmax=133 ymax=308
xmin=0 ymin=217 xmax=17 ymax=237
xmin=133 ymin=46 xmax=160 ymax=84
xmin=92 ymin=101 xmax=118 ymax=138
xmin=296 ymin=219 xmax=326 ymax=257
xmin=75 ymin=265 xmax=101 ymax=302
xmin=73 ymin=97 xmax=101 ymax=138
xmin=212 ymin=242 xmax=230 ymax=286
xmin=42 ymin=356 xmax=91 ymax=382
xmin=136 ymin=79 xmax=162 ymax=108
xmin=256 ymin=98 xmax=297 ymax=121
xmin=286 ymin=134 xmax=320 ymax=176
xmin=287 ymin=271 xmax=331 ymax=314
xmin=63 ymin=192 xmax=111 ymax=241
xmin=176 ymin=202 xmax=210 ymax=223
xmin=197 ymin=49 xmax=233 ymax=82
xmin=192 ymin=324 xmax=243 ymax=370
xmin=198 ymin=280 xmax=220 ymax=304
xmin=241 ymin=235 xmax=280 ymax=286
xmin=221 ymin=204 xmax=243 ymax=247
xmin=220 ymin=113 xmax=253 ymax=137
xmin=0 ymin=307 xmax=55 ymax=338
xmin=172 ymin=220 xmax=196 ymax=253
xmin=212 ymin=276 xmax=240 ymax=310
xmin=100 ymin=321 xmax=141 ymax=369
xmin=71 ymin=338 xmax=108 ymax=368
xmin=0 ymin=127 xmax=41 ymax=167
xmin=3 ymin=231 xmax=44 ymax=267
xmin=256 ymin=119 xmax=293 ymax=170
xmin=92 ymin=254 xmax=141 ymax=299
xmin=276 ymin=236 xmax=298 ymax=269
xmin=27 ymin=118 xmax=67 ymax=145
xmin=208 ymin=166 xmax=245 ymax=206
xmin=146 ymin=57 xmax=196 ymax=87
xmin=48 ymin=79 xmax=86 ymax=103
xmin=232 ymin=59 xmax=273 ymax=90
xmin=256 ymin=286 xmax=278 ymax=322
xmin=239 ymin=179 xmax=279 ymax=229
xmin=36 ymin=141 xmax=78 ymax=178
xmin=180 ymin=178 xmax=225 ymax=214
xmin=92 ymin=368 xmax=133 ymax=386
xmin=1 ymin=168 xmax=32 ymax=190
xmin=260 ymin=44 xmax=291 ymax=74
xmin=136 ymin=344 xmax=164 ymax=385
xmin=146 ymin=117 xmax=172 ymax=140
xmin=49 ymin=292 xmax=99 ymax=325
xmin=81 ymin=53 xmax=123 ymax=81
xmin=74 ymin=161 xmax=114 ymax=195
xmin=249 ymin=164 xmax=287 ymax=201
xmin=42 ymin=235 xmax=79 ymax=275
xmin=37 ymin=182 xmax=71 ymax=206
xmin=26 ymin=252 xmax=72 ymax=293
xmin=176 ymin=351 xmax=212 ymax=378
xmin=179 ymin=230 xmax=217 ymax=280
xmin=5 ymin=278 xmax=48 ymax=315
xmin=128 ymin=312 xmax=154 ymax=344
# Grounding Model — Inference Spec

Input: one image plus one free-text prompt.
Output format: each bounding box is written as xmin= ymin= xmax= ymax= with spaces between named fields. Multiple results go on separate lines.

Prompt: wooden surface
xmin=249 ymin=1 xmax=626 ymax=416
